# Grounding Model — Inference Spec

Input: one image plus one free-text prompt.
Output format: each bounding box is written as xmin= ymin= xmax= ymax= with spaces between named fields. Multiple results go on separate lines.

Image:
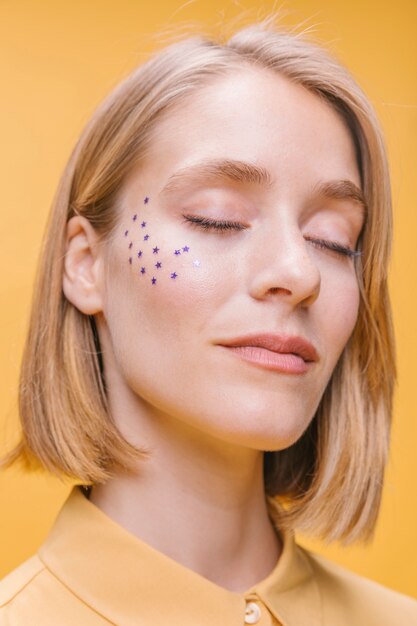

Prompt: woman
xmin=1 ymin=17 xmax=416 ymax=625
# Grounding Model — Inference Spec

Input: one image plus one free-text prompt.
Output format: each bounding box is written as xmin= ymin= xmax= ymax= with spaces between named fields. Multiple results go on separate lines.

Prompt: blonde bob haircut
xmin=3 ymin=17 xmax=396 ymax=545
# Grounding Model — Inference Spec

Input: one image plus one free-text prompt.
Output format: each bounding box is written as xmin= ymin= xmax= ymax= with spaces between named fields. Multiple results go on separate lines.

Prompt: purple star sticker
xmin=140 ymin=267 xmax=146 ymax=274
xmin=174 ymin=249 xmax=181 ymax=255
xmin=170 ymin=272 xmax=178 ymax=279
xmin=155 ymin=261 xmax=162 ymax=269
xmin=144 ymin=197 xmax=149 ymax=204
xmin=151 ymin=277 xmax=157 ymax=285
xmin=124 ymin=230 xmax=129 ymax=237
xmin=137 ymin=250 xmax=143 ymax=258
xmin=133 ymin=214 xmax=137 ymax=221
xmin=152 ymin=246 xmax=159 ymax=254
xmin=141 ymin=221 xmax=146 ymax=228
xmin=144 ymin=234 xmax=149 ymax=241
xmin=182 ymin=245 xmax=190 ymax=252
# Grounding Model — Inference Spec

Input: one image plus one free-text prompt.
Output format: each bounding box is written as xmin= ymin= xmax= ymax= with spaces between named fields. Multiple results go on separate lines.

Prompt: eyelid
xmin=181 ymin=213 xmax=248 ymax=231
xmin=304 ymin=236 xmax=362 ymax=258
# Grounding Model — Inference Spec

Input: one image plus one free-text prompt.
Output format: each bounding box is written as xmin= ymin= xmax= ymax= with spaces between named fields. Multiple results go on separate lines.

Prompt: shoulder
xmin=0 ymin=556 xmax=103 ymax=625
xmin=0 ymin=556 xmax=45 ymax=625
xmin=0 ymin=556 xmax=45 ymax=606
xmin=301 ymin=547 xmax=417 ymax=625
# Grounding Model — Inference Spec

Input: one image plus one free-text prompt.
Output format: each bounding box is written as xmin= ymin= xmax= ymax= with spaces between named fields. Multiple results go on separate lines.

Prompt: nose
xmin=248 ymin=219 xmax=321 ymax=308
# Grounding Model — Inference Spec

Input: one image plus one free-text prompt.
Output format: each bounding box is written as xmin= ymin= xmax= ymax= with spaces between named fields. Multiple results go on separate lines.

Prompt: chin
xmin=207 ymin=413 xmax=313 ymax=453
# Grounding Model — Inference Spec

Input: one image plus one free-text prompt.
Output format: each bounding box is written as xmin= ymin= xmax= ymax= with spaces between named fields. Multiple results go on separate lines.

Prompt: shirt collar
xmin=38 ymin=486 xmax=321 ymax=626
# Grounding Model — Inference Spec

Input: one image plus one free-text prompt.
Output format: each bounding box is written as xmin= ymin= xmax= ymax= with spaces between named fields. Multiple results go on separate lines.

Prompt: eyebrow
xmin=312 ymin=179 xmax=367 ymax=219
xmin=159 ymin=157 xmax=367 ymax=219
xmin=159 ymin=158 xmax=273 ymax=195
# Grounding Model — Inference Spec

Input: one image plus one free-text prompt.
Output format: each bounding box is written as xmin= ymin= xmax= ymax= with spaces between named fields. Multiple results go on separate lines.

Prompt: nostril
xmin=268 ymin=286 xmax=291 ymax=296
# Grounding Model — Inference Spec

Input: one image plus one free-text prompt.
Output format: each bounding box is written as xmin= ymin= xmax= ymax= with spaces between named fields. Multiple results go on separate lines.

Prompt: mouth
xmin=217 ymin=332 xmax=318 ymax=375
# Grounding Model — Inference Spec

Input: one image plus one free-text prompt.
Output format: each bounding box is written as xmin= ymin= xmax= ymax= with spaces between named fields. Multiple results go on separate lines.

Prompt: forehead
xmin=130 ymin=66 xmax=361 ymax=194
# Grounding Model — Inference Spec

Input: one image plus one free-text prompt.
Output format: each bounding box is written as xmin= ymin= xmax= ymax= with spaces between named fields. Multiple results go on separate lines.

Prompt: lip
xmin=217 ymin=333 xmax=319 ymax=374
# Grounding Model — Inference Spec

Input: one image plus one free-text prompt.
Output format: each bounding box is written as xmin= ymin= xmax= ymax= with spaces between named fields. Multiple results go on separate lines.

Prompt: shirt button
xmin=244 ymin=600 xmax=261 ymax=624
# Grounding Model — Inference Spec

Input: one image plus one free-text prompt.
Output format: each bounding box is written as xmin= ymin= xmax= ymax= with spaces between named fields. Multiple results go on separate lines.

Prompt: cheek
xmin=117 ymin=204 xmax=227 ymax=336
xmin=105 ymin=205 xmax=234 ymax=402
xmin=321 ymin=266 xmax=360 ymax=352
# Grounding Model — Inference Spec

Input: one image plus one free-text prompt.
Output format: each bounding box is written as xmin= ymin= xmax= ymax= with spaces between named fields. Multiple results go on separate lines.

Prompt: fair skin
xmin=62 ymin=67 xmax=365 ymax=592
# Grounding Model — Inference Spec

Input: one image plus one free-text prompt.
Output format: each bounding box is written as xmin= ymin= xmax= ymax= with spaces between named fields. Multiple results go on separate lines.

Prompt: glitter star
xmin=193 ymin=259 xmax=201 ymax=267
xmin=152 ymin=246 xmax=160 ymax=254
xmin=155 ymin=261 xmax=162 ymax=269
xmin=182 ymin=245 xmax=190 ymax=252
xmin=144 ymin=197 xmax=149 ymax=204
xmin=141 ymin=221 xmax=146 ymax=228
xmin=124 ymin=230 xmax=129 ymax=237
xmin=170 ymin=272 xmax=178 ymax=279
xmin=128 ymin=242 xmax=133 ymax=249
xmin=129 ymin=257 xmax=132 ymax=264
xmin=151 ymin=277 xmax=157 ymax=285
xmin=133 ymin=214 xmax=137 ymax=221
xmin=144 ymin=234 xmax=149 ymax=241
xmin=137 ymin=250 xmax=143 ymax=258
xmin=140 ymin=267 xmax=146 ymax=274
xmin=174 ymin=249 xmax=181 ymax=255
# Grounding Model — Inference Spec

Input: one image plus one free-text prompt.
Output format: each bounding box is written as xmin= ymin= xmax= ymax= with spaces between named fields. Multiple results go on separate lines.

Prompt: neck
xmin=89 ymin=393 xmax=282 ymax=592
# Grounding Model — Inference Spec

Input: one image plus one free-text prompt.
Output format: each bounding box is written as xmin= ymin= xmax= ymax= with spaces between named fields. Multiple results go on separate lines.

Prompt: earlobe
xmin=62 ymin=215 xmax=104 ymax=315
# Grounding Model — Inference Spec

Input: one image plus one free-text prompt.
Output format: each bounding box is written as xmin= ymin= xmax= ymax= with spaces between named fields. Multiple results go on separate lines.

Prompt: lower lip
xmin=220 ymin=345 xmax=311 ymax=374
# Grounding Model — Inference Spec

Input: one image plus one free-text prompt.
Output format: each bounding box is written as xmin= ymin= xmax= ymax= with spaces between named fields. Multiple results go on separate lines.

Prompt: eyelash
xmin=181 ymin=214 xmax=362 ymax=259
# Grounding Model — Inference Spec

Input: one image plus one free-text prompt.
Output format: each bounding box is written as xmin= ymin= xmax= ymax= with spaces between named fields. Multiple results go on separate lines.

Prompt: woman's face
xmin=100 ymin=67 xmax=365 ymax=452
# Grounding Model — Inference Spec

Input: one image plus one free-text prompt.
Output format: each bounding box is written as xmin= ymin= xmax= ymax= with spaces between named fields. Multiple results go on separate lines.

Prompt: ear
xmin=62 ymin=215 xmax=105 ymax=315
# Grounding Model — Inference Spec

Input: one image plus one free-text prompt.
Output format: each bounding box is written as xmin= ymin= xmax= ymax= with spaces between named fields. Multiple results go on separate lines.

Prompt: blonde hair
xmin=2 ymin=17 xmax=395 ymax=545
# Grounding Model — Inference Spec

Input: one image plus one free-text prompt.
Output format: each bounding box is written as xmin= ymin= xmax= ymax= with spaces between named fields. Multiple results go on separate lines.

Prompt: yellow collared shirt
xmin=1 ymin=486 xmax=416 ymax=625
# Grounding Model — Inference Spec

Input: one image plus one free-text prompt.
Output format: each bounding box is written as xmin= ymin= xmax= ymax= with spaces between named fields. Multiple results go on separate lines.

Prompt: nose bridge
xmin=248 ymin=210 xmax=321 ymax=306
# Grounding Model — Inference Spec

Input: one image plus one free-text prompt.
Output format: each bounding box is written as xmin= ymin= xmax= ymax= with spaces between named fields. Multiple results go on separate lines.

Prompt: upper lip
xmin=218 ymin=333 xmax=319 ymax=363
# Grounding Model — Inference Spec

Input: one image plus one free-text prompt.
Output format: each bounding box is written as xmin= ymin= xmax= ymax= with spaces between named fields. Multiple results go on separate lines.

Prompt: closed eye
xmin=181 ymin=214 xmax=247 ymax=232
xmin=304 ymin=236 xmax=362 ymax=258
xmin=181 ymin=214 xmax=362 ymax=258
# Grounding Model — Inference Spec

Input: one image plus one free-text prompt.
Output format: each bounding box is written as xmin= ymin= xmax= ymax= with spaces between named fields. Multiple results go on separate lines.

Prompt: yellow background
xmin=1 ymin=0 xmax=416 ymax=598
